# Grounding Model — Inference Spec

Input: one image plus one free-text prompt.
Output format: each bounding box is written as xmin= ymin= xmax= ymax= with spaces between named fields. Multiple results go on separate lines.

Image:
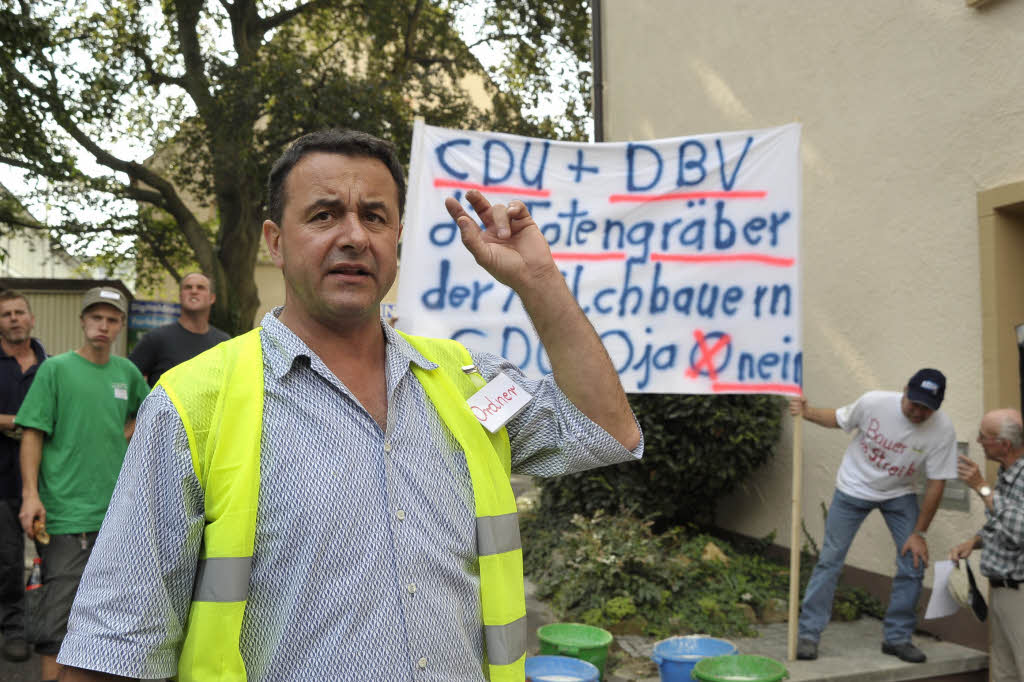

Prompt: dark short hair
xmin=0 ymin=289 xmax=31 ymax=312
xmin=266 ymin=129 xmax=406 ymax=226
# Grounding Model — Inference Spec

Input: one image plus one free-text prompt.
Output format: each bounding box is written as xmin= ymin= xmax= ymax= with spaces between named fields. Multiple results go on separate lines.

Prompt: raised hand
xmin=444 ymin=190 xmax=559 ymax=293
xmin=957 ymin=454 xmax=984 ymax=489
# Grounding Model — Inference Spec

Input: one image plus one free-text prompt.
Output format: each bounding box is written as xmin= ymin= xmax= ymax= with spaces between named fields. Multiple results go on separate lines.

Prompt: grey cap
xmin=81 ymin=287 xmax=128 ymax=315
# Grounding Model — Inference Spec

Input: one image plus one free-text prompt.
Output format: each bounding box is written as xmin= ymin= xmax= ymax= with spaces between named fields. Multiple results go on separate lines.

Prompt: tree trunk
xmin=211 ymin=183 xmax=265 ymax=335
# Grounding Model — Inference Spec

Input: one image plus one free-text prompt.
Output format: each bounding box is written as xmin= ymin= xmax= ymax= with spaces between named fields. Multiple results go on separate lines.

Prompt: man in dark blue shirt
xmin=0 ymin=289 xmax=46 ymax=663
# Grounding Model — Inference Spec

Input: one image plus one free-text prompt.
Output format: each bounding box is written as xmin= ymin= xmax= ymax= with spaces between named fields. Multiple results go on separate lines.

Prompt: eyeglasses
xmin=977 ymin=431 xmax=1002 ymax=443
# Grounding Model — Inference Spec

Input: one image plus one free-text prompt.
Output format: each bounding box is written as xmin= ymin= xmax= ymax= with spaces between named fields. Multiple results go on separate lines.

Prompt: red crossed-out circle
xmin=685 ymin=329 xmax=732 ymax=381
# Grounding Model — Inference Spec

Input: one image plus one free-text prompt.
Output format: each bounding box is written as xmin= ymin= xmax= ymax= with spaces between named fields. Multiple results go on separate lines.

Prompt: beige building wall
xmin=0 ymin=186 xmax=88 ymax=281
xmin=3 ymin=284 xmax=131 ymax=357
xmin=0 ymin=233 xmax=84 ymax=281
xmin=22 ymin=291 xmax=125 ymax=358
xmin=599 ymin=0 xmax=1024 ymax=583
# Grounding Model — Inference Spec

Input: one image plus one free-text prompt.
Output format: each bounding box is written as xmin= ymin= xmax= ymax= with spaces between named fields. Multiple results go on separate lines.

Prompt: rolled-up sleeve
xmin=470 ymin=350 xmax=643 ymax=477
xmin=57 ymin=388 xmax=205 ymax=678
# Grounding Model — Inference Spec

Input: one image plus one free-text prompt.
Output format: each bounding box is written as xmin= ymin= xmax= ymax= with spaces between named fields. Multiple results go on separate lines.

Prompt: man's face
xmin=80 ymin=304 xmax=124 ymax=351
xmin=900 ymin=393 xmax=935 ymax=424
xmin=263 ymin=152 xmax=402 ymax=327
xmin=976 ymin=416 xmax=1008 ymax=462
xmin=179 ymin=273 xmax=216 ymax=314
xmin=0 ymin=298 xmax=34 ymax=345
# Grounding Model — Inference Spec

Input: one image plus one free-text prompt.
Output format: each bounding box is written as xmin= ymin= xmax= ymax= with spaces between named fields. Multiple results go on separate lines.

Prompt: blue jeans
xmin=798 ymin=489 xmax=923 ymax=645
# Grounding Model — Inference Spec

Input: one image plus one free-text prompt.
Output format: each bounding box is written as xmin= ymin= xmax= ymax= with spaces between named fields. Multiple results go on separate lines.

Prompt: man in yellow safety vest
xmin=56 ymin=129 xmax=642 ymax=682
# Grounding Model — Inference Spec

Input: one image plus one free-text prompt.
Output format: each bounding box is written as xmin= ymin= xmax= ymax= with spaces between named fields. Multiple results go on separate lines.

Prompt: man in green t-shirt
xmin=14 ymin=287 xmax=148 ymax=681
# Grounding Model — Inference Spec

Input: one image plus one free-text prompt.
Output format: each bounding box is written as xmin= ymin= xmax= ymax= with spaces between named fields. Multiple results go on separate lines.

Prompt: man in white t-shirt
xmin=790 ymin=368 xmax=958 ymax=664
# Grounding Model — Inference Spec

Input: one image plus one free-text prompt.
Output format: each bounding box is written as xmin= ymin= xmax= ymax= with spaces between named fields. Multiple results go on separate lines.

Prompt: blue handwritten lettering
xmin=568 ymin=148 xmax=599 ymax=183
xmin=626 ymin=221 xmax=655 ymax=263
xmin=484 ymin=140 xmax=514 ymax=185
xmin=677 ymin=140 xmax=707 ymax=187
xmin=501 ymin=326 xmax=532 ymax=369
xmin=520 ymin=141 xmax=551 ymax=188
xmin=626 ymin=143 xmax=663 ymax=192
xmin=435 ymin=139 xmax=470 ymax=180
xmin=452 ymin=328 xmax=486 ymax=344
xmin=752 ymin=284 xmax=791 ymax=317
xmin=421 ymin=259 xmax=495 ymax=311
xmin=716 ymin=136 xmax=753 ymax=191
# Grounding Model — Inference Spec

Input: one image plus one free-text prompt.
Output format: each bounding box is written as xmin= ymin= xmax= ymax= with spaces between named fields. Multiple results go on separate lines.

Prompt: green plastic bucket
xmin=537 ymin=623 xmax=614 ymax=679
xmin=691 ymin=654 xmax=788 ymax=682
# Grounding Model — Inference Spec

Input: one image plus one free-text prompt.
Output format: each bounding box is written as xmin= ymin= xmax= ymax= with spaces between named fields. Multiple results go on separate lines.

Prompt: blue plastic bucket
xmin=650 ymin=635 xmax=738 ymax=682
xmin=526 ymin=654 xmax=601 ymax=682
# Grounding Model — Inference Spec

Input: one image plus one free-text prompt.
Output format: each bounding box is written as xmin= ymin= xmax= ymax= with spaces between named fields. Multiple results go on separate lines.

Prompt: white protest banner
xmin=397 ymin=120 xmax=802 ymax=395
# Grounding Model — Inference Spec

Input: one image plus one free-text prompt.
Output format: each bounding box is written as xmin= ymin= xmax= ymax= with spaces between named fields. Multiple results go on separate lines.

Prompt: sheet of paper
xmin=924 ymin=559 xmax=960 ymax=620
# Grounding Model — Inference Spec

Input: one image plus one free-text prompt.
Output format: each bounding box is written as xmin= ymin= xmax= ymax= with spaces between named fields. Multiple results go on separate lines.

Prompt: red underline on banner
xmin=712 ymin=382 xmax=803 ymax=395
xmin=550 ymin=252 xmax=626 ymax=261
xmin=433 ymin=179 xmax=551 ymax=197
xmin=609 ymin=190 xmax=767 ymax=203
xmin=651 ymin=253 xmax=795 ymax=266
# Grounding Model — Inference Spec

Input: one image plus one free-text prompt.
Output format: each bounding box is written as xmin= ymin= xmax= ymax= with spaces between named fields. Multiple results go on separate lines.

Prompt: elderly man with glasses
xmin=951 ymin=409 xmax=1024 ymax=682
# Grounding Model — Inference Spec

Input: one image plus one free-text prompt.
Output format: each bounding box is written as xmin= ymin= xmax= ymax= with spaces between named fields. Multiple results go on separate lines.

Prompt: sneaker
xmin=881 ymin=640 xmax=926 ymax=663
xmin=1 ymin=636 xmax=29 ymax=662
xmin=796 ymin=638 xmax=818 ymax=660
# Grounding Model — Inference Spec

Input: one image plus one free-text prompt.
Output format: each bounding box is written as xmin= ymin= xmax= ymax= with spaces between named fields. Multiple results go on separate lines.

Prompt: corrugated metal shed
xmin=0 ymin=278 xmax=133 ymax=357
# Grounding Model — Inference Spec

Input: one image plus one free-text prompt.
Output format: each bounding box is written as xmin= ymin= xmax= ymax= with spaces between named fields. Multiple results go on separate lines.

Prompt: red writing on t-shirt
xmin=859 ymin=418 xmax=916 ymax=477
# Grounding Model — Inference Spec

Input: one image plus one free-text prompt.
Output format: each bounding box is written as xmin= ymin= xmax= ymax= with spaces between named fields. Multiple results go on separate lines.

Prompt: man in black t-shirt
xmin=0 ymin=290 xmax=46 ymax=663
xmin=129 ymin=273 xmax=231 ymax=387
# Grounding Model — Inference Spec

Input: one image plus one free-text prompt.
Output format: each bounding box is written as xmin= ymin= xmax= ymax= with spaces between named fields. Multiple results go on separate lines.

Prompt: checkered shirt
xmin=980 ymin=457 xmax=1024 ymax=581
xmin=57 ymin=310 xmax=642 ymax=680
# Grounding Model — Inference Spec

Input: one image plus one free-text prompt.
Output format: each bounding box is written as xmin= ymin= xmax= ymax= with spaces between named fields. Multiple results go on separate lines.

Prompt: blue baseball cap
xmin=906 ymin=368 xmax=946 ymax=410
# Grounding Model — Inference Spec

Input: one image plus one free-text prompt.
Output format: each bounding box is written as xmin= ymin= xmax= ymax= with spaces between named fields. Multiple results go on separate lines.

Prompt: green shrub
xmin=538 ymin=394 xmax=784 ymax=529
xmin=522 ymin=510 xmax=884 ymax=639
xmin=523 ymin=511 xmax=790 ymax=638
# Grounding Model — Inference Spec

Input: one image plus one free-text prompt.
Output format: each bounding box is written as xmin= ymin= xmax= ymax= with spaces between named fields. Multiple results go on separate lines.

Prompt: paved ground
xmin=0 ymin=649 xmax=39 ymax=681
xmin=605 ymin=619 xmax=987 ymax=682
xmin=2 ymin=477 xmax=990 ymax=681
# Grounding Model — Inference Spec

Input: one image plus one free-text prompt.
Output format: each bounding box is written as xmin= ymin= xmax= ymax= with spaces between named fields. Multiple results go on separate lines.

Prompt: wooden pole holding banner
xmin=787 ymin=414 xmax=803 ymax=661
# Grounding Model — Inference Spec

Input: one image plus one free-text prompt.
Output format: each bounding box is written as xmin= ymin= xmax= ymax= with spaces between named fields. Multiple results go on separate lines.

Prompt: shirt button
xmin=396 ymin=509 xmax=406 ymax=521
xmin=384 ymin=440 xmax=393 ymax=452
xmin=407 ymin=583 xmax=417 ymax=594
xmin=417 ymin=657 xmax=428 ymax=669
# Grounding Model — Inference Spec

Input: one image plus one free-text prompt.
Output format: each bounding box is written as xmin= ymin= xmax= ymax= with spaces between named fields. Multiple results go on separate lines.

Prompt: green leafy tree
xmin=0 ymin=0 xmax=591 ymax=333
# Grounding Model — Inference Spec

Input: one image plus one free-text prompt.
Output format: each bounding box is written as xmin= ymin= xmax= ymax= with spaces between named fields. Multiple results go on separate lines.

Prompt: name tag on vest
xmin=467 ymin=372 xmax=532 ymax=433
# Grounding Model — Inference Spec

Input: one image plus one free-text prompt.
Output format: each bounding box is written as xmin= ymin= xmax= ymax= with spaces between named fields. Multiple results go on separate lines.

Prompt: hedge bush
xmin=538 ymin=394 xmax=785 ymax=529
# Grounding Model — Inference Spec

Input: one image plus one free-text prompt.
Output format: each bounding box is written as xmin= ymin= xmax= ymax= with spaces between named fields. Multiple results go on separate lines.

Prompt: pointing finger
xmin=444 ymin=196 xmax=473 ymax=227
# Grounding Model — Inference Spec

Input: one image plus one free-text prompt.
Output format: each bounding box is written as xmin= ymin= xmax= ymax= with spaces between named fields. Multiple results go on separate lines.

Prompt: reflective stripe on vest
xmin=192 ymin=557 xmax=253 ymax=602
xmin=160 ymin=328 xmax=526 ymax=681
xmin=159 ymin=328 xmax=264 ymax=682
xmin=399 ymin=332 xmax=526 ymax=681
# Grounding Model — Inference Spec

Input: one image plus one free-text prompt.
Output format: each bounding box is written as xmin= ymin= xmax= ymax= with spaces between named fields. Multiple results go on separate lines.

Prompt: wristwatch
xmin=978 ymin=485 xmax=992 ymax=498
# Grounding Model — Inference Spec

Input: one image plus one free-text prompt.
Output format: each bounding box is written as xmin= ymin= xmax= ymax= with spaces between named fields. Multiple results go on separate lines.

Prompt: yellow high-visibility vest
xmin=158 ymin=328 xmax=526 ymax=681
